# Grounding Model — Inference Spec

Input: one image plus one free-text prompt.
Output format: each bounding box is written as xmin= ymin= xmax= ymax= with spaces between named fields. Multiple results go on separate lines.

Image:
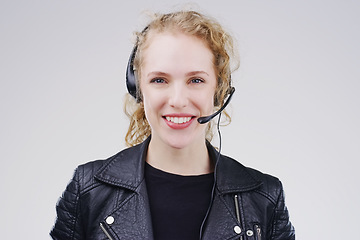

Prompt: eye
xmin=150 ymin=78 xmax=166 ymax=84
xmin=190 ymin=78 xmax=204 ymax=84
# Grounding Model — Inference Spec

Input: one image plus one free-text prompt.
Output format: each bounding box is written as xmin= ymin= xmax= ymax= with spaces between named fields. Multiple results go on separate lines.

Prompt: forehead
xmin=141 ymin=31 xmax=214 ymax=72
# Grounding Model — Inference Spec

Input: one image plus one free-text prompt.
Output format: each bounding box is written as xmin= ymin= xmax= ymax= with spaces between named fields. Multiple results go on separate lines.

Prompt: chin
xmin=162 ymin=132 xmax=204 ymax=150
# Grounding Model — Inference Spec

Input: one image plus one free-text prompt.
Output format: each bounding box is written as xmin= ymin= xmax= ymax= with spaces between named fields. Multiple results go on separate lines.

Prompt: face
xmin=140 ymin=31 xmax=217 ymax=149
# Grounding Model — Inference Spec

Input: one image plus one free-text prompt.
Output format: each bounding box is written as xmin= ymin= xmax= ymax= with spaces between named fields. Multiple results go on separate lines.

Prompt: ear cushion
xmin=126 ymin=46 xmax=138 ymax=99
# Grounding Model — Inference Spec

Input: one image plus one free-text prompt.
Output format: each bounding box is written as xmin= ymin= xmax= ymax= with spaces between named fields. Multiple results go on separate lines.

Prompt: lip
xmin=162 ymin=114 xmax=196 ymax=129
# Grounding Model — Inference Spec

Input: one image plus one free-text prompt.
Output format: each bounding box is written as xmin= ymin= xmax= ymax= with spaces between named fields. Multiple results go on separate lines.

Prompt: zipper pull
xmin=234 ymin=195 xmax=243 ymax=240
xmin=234 ymin=195 xmax=241 ymax=223
xmin=255 ymin=224 xmax=261 ymax=240
xmin=100 ymin=222 xmax=114 ymax=240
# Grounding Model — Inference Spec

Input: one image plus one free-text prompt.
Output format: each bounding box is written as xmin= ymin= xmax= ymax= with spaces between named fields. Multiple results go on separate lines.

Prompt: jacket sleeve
xmin=270 ymin=181 xmax=295 ymax=240
xmin=50 ymin=168 xmax=84 ymax=240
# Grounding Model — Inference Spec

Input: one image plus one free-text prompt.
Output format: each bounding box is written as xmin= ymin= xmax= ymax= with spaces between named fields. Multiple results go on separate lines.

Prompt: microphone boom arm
xmin=197 ymin=87 xmax=235 ymax=124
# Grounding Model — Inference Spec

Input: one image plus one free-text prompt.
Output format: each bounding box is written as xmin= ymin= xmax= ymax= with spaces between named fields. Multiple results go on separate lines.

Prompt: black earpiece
xmin=126 ymin=45 xmax=138 ymax=99
xmin=126 ymin=26 xmax=150 ymax=100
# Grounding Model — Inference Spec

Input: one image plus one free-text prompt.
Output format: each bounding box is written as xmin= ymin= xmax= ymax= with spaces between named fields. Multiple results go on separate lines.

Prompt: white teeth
xmin=165 ymin=116 xmax=192 ymax=124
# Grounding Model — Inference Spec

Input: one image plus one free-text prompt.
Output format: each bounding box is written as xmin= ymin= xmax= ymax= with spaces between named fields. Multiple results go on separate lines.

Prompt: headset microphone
xmin=197 ymin=87 xmax=235 ymax=124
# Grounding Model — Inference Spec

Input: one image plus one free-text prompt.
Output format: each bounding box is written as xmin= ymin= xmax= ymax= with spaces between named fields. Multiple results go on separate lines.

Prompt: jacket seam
xmin=105 ymin=187 xmax=138 ymax=216
xmin=94 ymin=176 xmax=138 ymax=191
xmin=69 ymin=169 xmax=81 ymax=240
xmin=61 ymin=191 xmax=77 ymax=204
xmin=115 ymin=188 xmax=121 ymax=210
xmin=238 ymin=193 xmax=246 ymax=234
xmin=270 ymin=181 xmax=283 ymax=238
xmin=79 ymin=181 xmax=104 ymax=195
xmin=220 ymin=183 xmax=262 ymax=194
xmin=254 ymin=189 xmax=277 ymax=205
xmin=57 ymin=203 xmax=75 ymax=215
xmin=53 ymin=226 xmax=74 ymax=237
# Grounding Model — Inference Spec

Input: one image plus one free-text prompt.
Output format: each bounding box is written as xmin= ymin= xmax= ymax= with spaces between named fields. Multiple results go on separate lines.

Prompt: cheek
xmin=142 ymin=100 xmax=157 ymax=129
xmin=142 ymin=91 xmax=162 ymax=117
xmin=195 ymin=91 xmax=215 ymax=113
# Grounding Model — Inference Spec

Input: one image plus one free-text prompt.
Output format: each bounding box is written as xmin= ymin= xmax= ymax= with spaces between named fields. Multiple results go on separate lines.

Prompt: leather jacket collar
xmin=94 ymin=137 xmax=263 ymax=194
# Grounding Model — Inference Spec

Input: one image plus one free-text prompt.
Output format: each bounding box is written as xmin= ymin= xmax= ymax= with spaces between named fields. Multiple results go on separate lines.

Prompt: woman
xmin=51 ymin=10 xmax=295 ymax=240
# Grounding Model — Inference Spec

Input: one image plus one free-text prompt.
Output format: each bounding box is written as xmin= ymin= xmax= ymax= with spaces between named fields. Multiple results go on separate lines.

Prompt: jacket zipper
xmin=234 ymin=195 xmax=243 ymax=240
xmin=100 ymin=222 xmax=114 ymax=240
xmin=254 ymin=224 xmax=261 ymax=240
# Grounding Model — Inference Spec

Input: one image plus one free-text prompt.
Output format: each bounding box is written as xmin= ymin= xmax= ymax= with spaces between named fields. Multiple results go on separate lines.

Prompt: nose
xmin=168 ymin=84 xmax=189 ymax=108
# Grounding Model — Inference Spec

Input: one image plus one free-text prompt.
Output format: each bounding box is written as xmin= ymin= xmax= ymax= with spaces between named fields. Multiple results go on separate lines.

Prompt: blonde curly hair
xmin=124 ymin=10 xmax=239 ymax=147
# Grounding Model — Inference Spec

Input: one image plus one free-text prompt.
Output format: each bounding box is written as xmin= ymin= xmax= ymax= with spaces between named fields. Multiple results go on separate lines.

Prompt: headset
xmin=125 ymin=33 xmax=235 ymax=124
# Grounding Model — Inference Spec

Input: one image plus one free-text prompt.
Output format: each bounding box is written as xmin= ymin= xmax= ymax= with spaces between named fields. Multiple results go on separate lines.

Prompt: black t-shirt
xmin=145 ymin=162 xmax=214 ymax=240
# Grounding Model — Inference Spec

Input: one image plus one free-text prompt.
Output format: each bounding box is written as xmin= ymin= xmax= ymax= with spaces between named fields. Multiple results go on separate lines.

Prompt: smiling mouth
xmin=164 ymin=116 xmax=193 ymax=124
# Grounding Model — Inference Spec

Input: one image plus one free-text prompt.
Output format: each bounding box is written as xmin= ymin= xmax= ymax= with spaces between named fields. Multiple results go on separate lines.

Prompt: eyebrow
xmin=147 ymin=71 xmax=169 ymax=78
xmin=147 ymin=71 xmax=209 ymax=77
xmin=186 ymin=71 xmax=209 ymax=77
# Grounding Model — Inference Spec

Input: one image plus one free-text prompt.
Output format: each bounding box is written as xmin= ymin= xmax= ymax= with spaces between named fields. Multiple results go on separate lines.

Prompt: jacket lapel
xmin=94 ymin=137 xmax=150 ymax=190
xmin=205 ymin=141 xmax=263 ymax=194
xmin=216 ymin=155 xmax=263 ymax=194
xmin=94 ymin=138 xmax=154 ymax=239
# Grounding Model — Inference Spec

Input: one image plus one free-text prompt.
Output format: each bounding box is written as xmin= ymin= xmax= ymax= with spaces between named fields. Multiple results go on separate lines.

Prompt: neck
xmin=146 ymin=137 xmax=214 ymax=176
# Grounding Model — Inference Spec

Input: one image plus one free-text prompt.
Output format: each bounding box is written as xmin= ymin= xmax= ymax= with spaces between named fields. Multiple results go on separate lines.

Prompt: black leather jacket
xmin=50 ymin=138 xmax=295 ymax=239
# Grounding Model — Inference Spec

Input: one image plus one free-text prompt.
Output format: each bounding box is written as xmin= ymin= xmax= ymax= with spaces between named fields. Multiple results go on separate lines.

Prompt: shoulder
xmin=73 ymin=146 xmax=131 ymax=190
xmin=73 ymin=153 xmax=118 ymax=193
xmin=244 ymin=164 xmax=284 ymax=203
xmin=242 ymin=161 xmax=282 ymax=189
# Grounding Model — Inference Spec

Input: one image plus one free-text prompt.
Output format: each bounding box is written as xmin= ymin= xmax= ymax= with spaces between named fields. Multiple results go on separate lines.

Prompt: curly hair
xmin=124 ymin=10 xmax=239 ymax=147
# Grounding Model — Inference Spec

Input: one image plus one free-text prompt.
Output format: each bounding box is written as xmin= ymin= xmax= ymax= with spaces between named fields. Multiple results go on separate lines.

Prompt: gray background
xmin=1 ymin=0 xmax=359 ymax=239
